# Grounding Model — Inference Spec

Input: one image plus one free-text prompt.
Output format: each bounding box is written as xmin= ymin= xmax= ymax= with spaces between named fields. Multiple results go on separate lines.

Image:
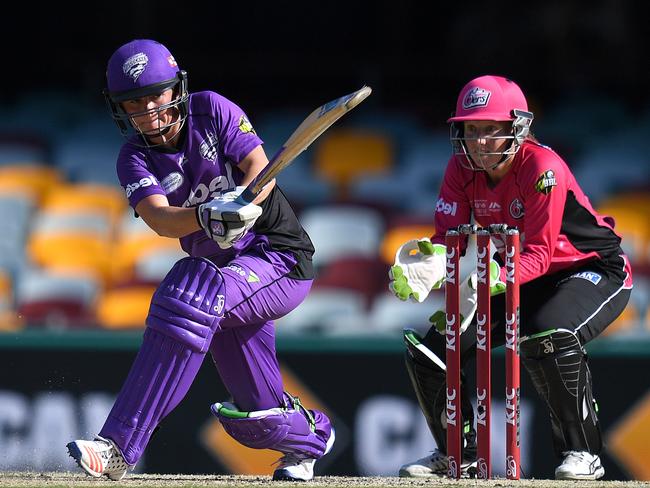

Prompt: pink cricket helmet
xmin=448 ymin=75 xmax=528 ymax=122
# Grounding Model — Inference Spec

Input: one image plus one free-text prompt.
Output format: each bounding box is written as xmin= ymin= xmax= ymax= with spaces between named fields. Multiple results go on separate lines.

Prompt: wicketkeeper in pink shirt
xmin=389 ymin=75 xmax=632 ymax=481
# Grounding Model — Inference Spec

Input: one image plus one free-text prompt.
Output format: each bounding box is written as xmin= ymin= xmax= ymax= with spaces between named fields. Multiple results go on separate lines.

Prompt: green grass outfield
xmin=1 ymin=473 xmax=650 ymax=488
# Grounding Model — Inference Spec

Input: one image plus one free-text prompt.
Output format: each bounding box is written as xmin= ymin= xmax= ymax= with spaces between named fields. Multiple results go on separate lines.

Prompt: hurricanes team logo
xmin=200 ymin=132 xmax=220 ymax=163
xmin=463 ymin=87 xmax=491 ymax=109
xmin=123 ymin=52 xmax=149 ymax=82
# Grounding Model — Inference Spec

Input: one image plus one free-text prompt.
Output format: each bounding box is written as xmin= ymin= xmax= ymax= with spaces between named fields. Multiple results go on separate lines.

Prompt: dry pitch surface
xmin=1 ymin=473 xmax=650 ymax=488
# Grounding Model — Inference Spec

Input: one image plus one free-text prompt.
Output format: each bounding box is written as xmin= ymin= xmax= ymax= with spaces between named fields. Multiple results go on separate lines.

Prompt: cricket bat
xmin=235 ymin=85 xmax=372 ymax=205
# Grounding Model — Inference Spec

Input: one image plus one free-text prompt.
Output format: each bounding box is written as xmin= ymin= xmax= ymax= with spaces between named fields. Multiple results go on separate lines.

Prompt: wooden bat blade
xmin=236 ymin=85 xmax=372 ymax=204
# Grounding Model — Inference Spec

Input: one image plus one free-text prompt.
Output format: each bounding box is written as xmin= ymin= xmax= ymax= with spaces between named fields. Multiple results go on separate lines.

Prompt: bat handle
xmin=235 ymin=187 xmax=256 ymax=206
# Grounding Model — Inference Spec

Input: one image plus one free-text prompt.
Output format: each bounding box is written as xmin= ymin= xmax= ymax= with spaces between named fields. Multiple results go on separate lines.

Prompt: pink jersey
xmin=431 ymin=141 xmax=633 ymax=285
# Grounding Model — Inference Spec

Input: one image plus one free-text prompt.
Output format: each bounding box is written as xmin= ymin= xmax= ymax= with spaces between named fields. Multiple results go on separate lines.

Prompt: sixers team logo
xmin=123 ymin=52 xmax=149 ymax=82
xmin=509 ymin=198 xmax=524 ymax=219
xmin=463 ymin=87 xmax=491 ymax=109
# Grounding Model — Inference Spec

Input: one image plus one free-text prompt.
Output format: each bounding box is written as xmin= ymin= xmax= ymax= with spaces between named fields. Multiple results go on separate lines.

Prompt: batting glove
xmin=196 ymin=186 xmax=262 ymax=249
xmin=429 ymin=260 xmax=505 ymax=335
xmin=388 ymin=238 xmax=446 ymax=303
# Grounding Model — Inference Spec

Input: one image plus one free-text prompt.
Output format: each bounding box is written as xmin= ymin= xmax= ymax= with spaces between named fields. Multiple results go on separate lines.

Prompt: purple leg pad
xmin=100 ymin=257 xmax=225 ymax=465
xmin=215 ymin=394 xmax=332 ymax=459
xmin=147 ymin=257 xmax=226 ymax=353
xmin=100 ymin=328 xmax=204 ymax=464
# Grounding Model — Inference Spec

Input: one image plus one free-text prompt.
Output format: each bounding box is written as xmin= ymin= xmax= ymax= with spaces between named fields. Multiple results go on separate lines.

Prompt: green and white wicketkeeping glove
xmin=388 ymin=238 xmax=446 ymax=303
xmin=429 ymin=259 xmax=506 ymax=335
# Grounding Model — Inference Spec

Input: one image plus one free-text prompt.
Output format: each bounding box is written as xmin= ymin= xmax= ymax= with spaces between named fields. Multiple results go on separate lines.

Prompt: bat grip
xmin=235 ymin=187 xmax=256 ymax=206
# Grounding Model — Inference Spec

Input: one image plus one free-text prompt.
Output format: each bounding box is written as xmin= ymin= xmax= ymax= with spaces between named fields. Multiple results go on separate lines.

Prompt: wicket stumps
xmin=445 ymin=224 xmax=521 ymax=480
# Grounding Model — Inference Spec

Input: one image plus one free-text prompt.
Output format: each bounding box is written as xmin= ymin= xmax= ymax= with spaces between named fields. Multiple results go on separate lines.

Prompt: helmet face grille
xmin=104 ymin=72 xmax=190 ymax=148
xmin=449 ymin=110 xmax=533 ymax=171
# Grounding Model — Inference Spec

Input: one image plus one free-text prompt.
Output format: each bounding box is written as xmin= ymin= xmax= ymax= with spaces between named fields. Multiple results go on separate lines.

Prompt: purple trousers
xmin=210 ymin=249 xmax=308 ymax=411
xmin=99 ymin=242 xmax=331 ymax=465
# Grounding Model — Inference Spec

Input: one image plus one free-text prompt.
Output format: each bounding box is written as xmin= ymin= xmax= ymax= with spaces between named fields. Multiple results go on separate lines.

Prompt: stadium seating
xmin=312 ymin=256 xmax=389 ymax=309
xmin=134 ymin=247 xmax=188 ymax=284
xmin=0 ymin=164 xmax=63 ymax=204
xmin=41 ymin=183 xmax=127 ymax=230
xmin=0 ymin=101 xmax=648 ymax=338
xmin=110 ymin=209 xmax=183 ymax=286
xmin=0 ymin=193 xmax=34 ymax=276
xmin=0 ymin=133 xmax=50 ymax=166
xmin=379 ymin=222 xmax=437 ymax=265
xmin=15 ymin=268 xmax=99 ymax=328
xmin=276 ymin=289 xmax=366 ymax=334
xmin=313 ymin=128 xmax=394 ymax=199
xmin=299 ymin=205 xmax=385 ymax=269
xmin=366 ymin=291 xmax=445 ymax=335
xmin=51 ymin=114 xmax=122 ymax=186
xmin=95 ymin=285 xmax=155 ymax=329
xmin=596 ymin=199 xmax=650 ymax=270
xmin=27 ymin=209 xmax=113 ymax=284
xmin=0 ymin=269 xmax=21 ymax=330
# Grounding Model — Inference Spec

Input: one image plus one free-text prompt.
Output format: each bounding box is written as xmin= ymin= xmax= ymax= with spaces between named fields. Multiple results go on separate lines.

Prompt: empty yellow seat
xmin=28 ymin=233 xmax=113 ymax=283
xmin=0 ymin=165 xmax=64 ymax=203
xmin=598 ymin=193 xmax=650 ymax=215
xmin=314 ymin=129 xmax=393 ymax=197
xmin=111 ymin=234 xmax=181 ymax=284
xmin=601 ymin=301 xmax=638 ymax=336
xmin=380 ymin=224 xmax=436 ymax=265
xmin=0 ymin=269 xmax=21 ymax=331
xmin=109 ymin=209 xmax=183 ymax=285
xmin=96 ymin=286 xmax=155 ymax=329
xmin=41 ymin=183 xmax=127 ymax=230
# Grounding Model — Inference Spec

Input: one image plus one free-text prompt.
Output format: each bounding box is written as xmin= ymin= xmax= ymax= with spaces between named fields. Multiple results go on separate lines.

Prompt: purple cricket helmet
xmin=104 ymin=39 xmax=189 ymax=145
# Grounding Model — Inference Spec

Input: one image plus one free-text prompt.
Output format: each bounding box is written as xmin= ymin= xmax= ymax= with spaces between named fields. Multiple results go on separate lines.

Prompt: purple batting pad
xmin=100 ymin=257 xmax=225 ymax=464
xmin=100 ymin=328 xmax=204 ymax=464
xmin=148 ymin=257 xmax=225 ymax=353
xmin=213 ymin=393 xmax=332 ymax=459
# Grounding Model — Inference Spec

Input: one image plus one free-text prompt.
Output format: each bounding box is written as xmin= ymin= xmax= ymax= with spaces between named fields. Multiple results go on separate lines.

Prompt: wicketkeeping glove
xmin=388 ymin=238 xmax=446 ymax=303
xmin=429 ymin=259 xmax=506 ymax=335
xmin=196 ymin=186 xmax=262 ymax=249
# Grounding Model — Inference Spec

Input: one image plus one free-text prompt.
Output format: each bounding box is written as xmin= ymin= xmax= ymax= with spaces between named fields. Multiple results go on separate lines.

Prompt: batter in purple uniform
xmin=67 ymin=39 xmax=334 ymax=482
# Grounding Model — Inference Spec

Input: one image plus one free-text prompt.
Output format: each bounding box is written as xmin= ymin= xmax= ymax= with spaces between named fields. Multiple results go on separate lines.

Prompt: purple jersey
xmin=116 ymin=91 xmax=315 ymax=275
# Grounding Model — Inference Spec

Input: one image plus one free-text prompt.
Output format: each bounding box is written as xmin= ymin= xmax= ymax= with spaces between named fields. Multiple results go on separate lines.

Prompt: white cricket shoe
xmin=555 ymin=450 xmax=605 ymax=480
xmin=399 ymin=449 xmax=477 ymax=478
xmin=272 ymin=428 xmax=336 ymax=481
xmin=67 ymin=435 xmax=129 ymax=481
